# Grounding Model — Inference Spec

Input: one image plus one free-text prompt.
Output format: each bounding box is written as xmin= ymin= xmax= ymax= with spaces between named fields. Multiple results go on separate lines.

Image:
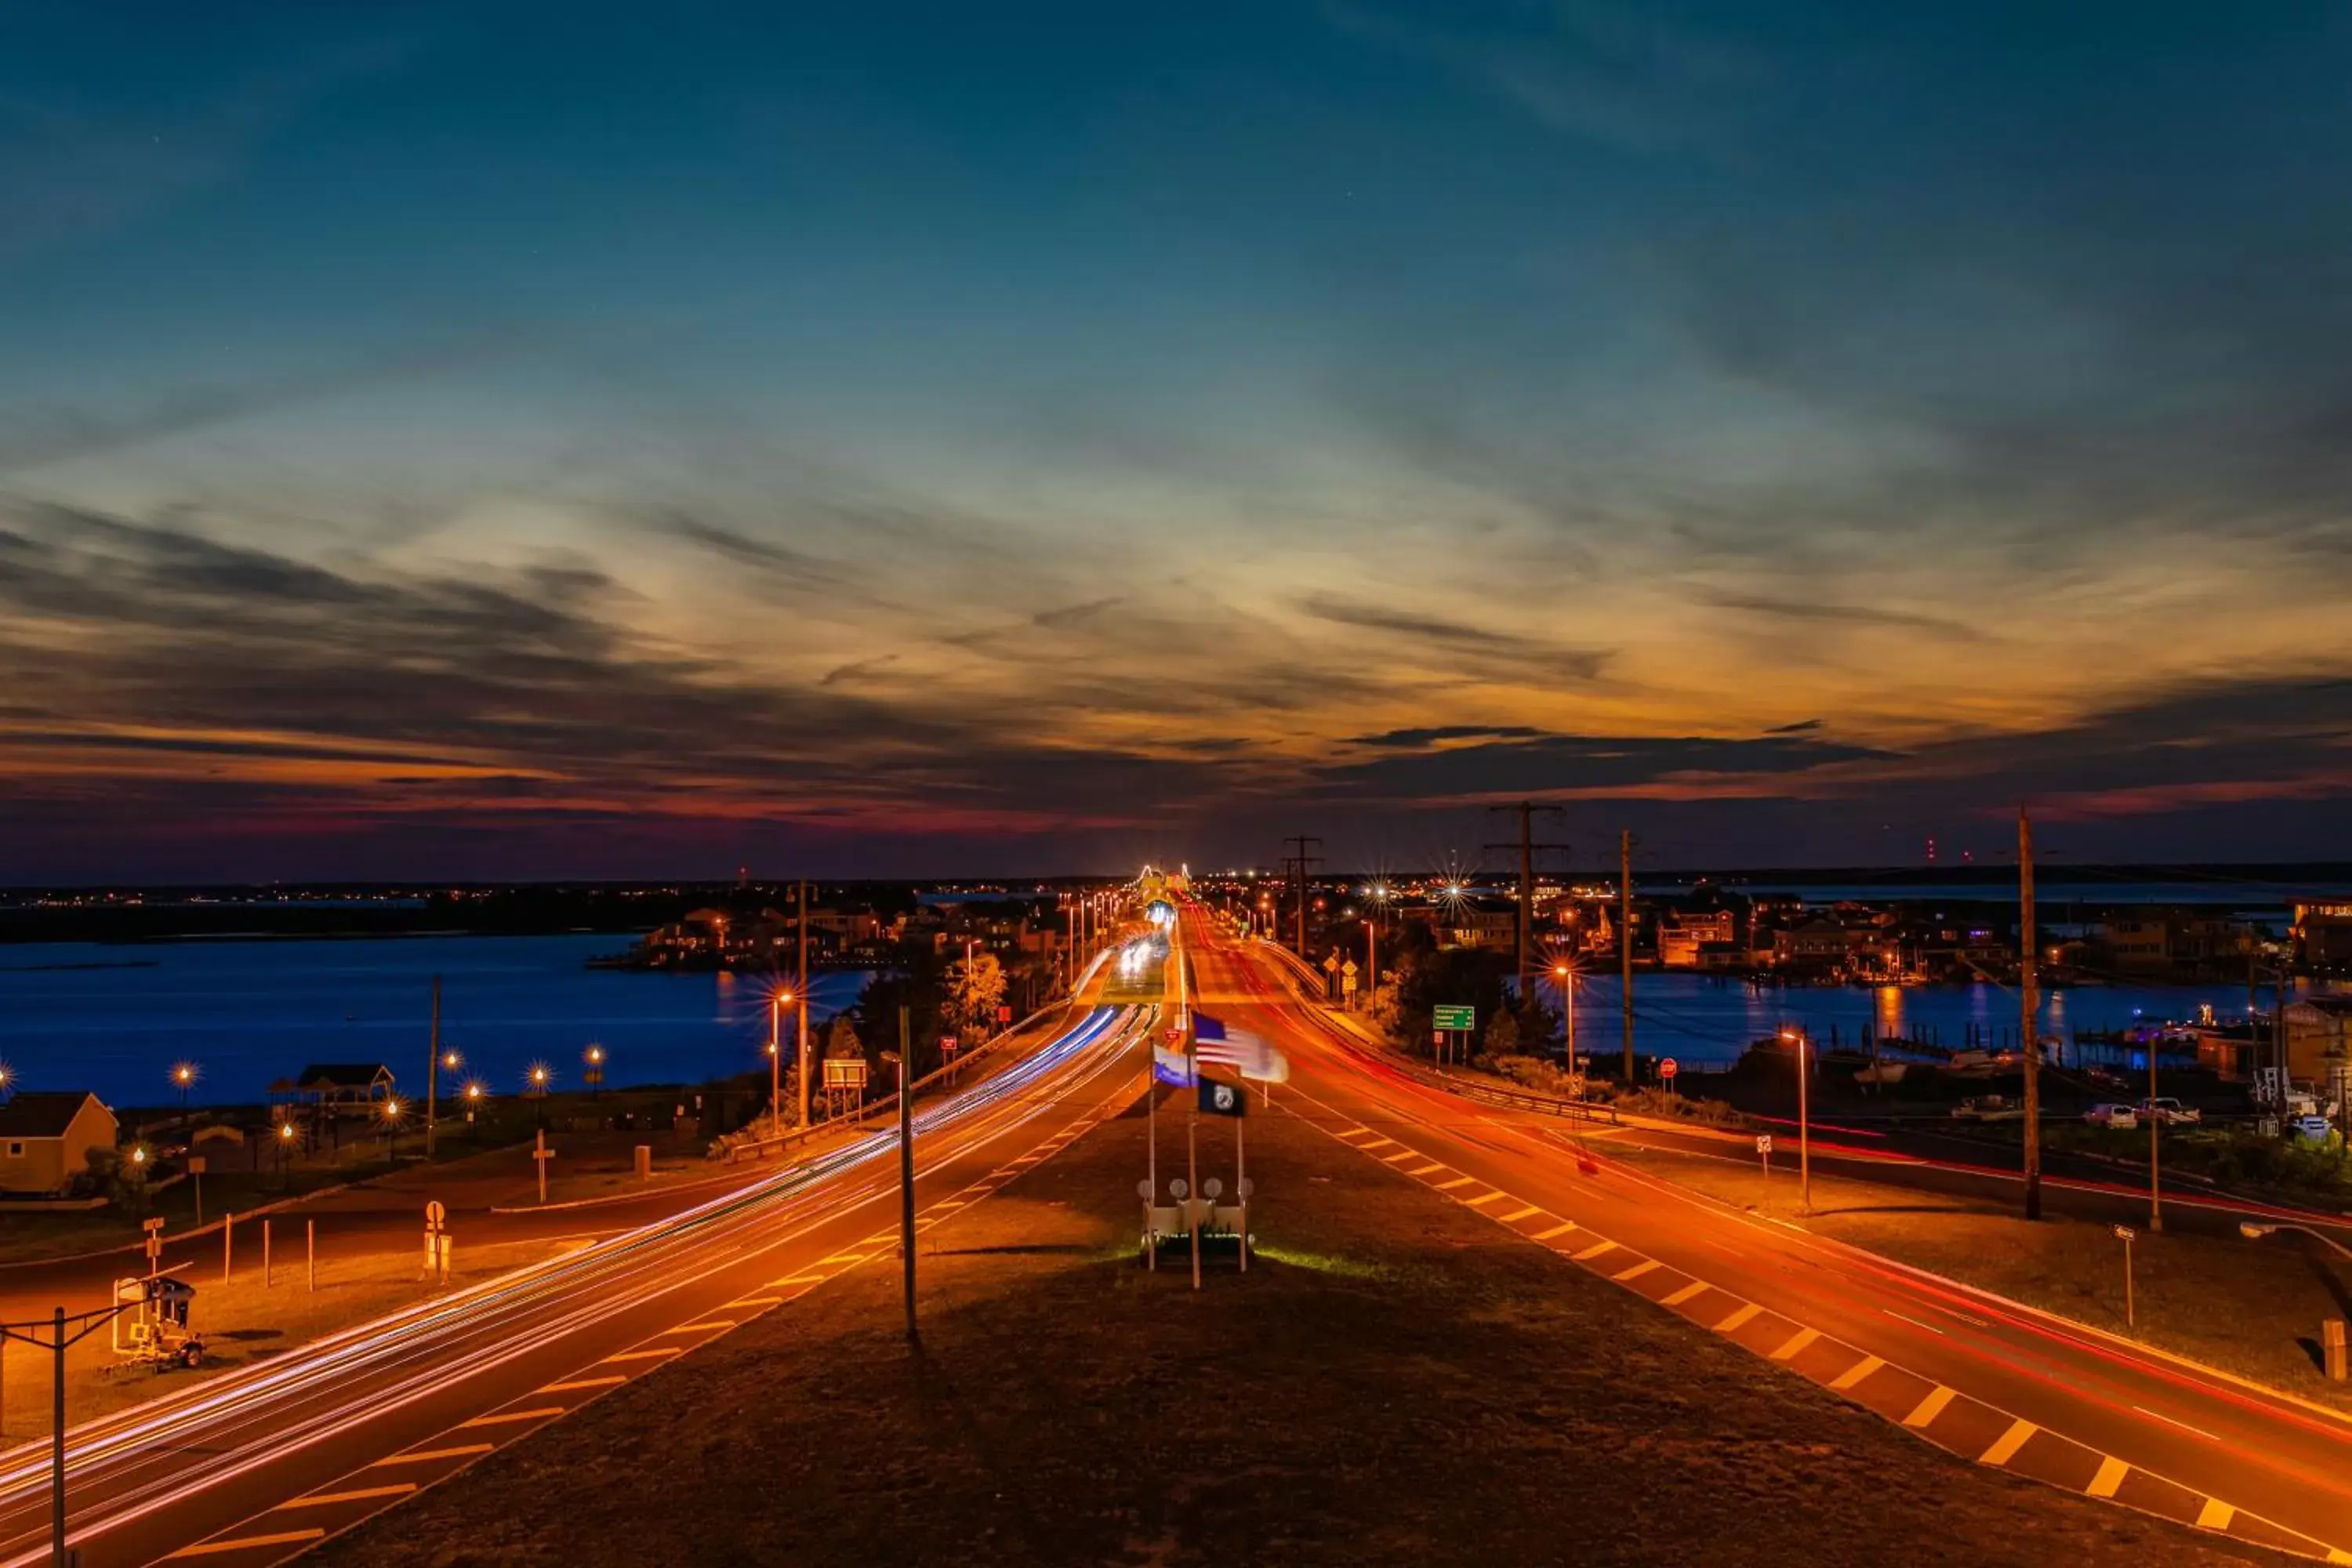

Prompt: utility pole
xmin=426 ymin=975 xmax=441 ymax=1160
xmin=797 ymin=880 xmax=812 ymax=1129
xmin=2149 ymin=1034 xmax=2163 ymax=1232
xmin=898 ymin=1007 xmax=916 ymax=1339
xmin=1282 ymin=836 xmax=1323 ymax=959
xmin=1620 ymin=829 xmax=1636 ymax=1083
xmin=2020 ymin=807 xmax=2042 ymax=1221
xmin=1487 ymin=803 xmax=1570 ymax=1025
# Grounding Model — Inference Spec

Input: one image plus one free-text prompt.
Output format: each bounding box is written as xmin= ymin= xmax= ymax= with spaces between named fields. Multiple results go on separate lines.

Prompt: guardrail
xmin=1425 ymin=1072 xmax=1621 ymax=1127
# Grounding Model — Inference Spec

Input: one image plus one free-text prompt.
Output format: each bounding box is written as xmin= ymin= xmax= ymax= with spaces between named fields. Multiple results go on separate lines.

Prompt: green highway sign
xmin=1432 ymin=1004 xmax=1475 ymax=1031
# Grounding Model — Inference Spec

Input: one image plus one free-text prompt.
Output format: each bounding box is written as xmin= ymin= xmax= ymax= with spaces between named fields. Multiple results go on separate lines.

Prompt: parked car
xmin=2136 ymin=1098 xmax=2201 ymax=1127
xmin=1950 ymin=1094 xmax=2023 ymax=1122
xmin=2084 ymin=1103 xmax=2139 ymax=1130
xmin=2291 ymin=1113 xmax=2333 ymax=1143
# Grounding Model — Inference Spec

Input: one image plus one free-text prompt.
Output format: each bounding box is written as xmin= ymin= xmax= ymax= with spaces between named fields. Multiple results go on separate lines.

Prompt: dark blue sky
xmin=6 ymin=2 xmax=2352 ymax=880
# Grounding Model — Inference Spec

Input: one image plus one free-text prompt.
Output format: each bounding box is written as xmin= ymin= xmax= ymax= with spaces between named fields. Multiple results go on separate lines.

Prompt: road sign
xmin=1136 ymin=1179 xmax=1154 ymax=1200
xmin=1661 ymin=1058 xmax=1679 ymax=1081
xmin=823 ymin=1058 xmax=869 ymax=1091
xmin=996 ymin=1005 xmax=1014 ymax=1023
xmin=2111 ymin=1224 xmax=2136 ymax=1242
xmin=1323 ymin=953 xmax=1341 ymax=971
xmin=1199 ymin=1080 xmax=1246 ymax=1118
xmin=1755 ymin=1134 xmax=1773 ymax=1155
xmin=187 ymin=1156 xmax=207 ymax=1175
xmin=1433 ymin=1004 xmax=1475 ymax=1031
xmin=424 ymin=1200 xmax=446 ymax=1229
xmin=941 ymin=1035 xmax=960 ymax=1054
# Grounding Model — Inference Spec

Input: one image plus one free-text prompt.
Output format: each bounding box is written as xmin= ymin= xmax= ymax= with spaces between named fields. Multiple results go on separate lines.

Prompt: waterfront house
xmin=0 ymin=1091 xmax=119 ymax=1196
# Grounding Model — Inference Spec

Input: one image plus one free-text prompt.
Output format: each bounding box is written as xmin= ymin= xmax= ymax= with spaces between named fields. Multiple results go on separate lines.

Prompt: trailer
xmin=111 ymin=1275 xmax=205 ymax=1372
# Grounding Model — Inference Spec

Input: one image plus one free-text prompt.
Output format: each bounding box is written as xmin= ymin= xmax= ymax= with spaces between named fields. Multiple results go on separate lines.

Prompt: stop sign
xmin=1660 ymin=1058 xmax=1679 ymax=1081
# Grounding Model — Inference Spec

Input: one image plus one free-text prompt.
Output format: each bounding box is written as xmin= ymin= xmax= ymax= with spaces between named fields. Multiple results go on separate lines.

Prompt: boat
xmin=1853 ymin=1061 xmax=1908 ymax=1085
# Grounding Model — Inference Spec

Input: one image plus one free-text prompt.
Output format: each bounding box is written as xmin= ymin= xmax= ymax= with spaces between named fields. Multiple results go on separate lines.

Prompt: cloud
xmin=1298 ymin=593 xmax=1612 ymax=678
xmin=1692 ymin=590 xmax=1987 ymax=642
xmin=1349 ymin=724 xmax=1546 ymax=749
xmin=1316 ymin=727 xmax=1894 ymax=802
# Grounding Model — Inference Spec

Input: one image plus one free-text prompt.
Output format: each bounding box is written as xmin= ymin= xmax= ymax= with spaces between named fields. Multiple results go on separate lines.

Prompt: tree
xmin=824 ymin=1014 xmax=862 ymax=1060
xmin=948 ymin=952 xmax=1008 ymax=1038
xmin=84 ymin=1146 xmax=151 ymax=1214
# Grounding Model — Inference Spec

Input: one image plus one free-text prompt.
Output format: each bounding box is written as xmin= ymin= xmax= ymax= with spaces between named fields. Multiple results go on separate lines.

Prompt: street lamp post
xmin=1552 ymin=963 xmax=1578 ymax=1083
xmin=584 ymin=1044 xmax=606 ymax=1101
xmin=769 ymin=990 xmax=794 ymax=1142
xmin=171 ymin=1062 xmax=197 ymax=1109
xmin=1781 ymin=1028 xmax=1811 ymax=1214
xmin=380 ymin=1098 xmax=403 ymax=1164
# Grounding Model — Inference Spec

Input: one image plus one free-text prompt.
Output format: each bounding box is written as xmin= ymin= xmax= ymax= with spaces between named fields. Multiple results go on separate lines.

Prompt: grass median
xmin=308 ymin=1083 xmax=2271 ymax=1566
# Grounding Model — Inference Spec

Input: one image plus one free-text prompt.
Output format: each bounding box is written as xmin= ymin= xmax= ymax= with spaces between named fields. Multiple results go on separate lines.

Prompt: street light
xmin=2241 ymin=1221 xmax=2352 ymax=1262
xmin=170 ymin=1062 xmax=198 ymax=1109
xmin=380 ymin=1098 xmax=404 ymax=1162
xmin=1780 ymin=1028 xmax=1811 ymax=1214
xmin=1552 ymin=962 xmax=1579 ymax=1080
xmin=583 ymin=1043 xmax=606 ymax=1100
xmin=441 ymin=1049 xmax=463 ymax=1073
xmin=463 ymin=1080 xmax=485 ymax=1124
xmin=768 ymin=989 xmax=796 ymax=1141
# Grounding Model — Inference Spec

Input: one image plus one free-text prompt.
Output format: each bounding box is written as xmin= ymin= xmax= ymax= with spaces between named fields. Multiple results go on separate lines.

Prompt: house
xmin=0 ymin=1091 xmax=119 ymax=1196
xmin=2296 ymin=903 xmax=2352 ymax=976
xmin=2285 ymin=994 xmax=2352 ymax=1087
xmin=1659 ymin=910 xmax=1736 ymax=968
xmin=292 ymin=1063 xmax=397 ymax=1116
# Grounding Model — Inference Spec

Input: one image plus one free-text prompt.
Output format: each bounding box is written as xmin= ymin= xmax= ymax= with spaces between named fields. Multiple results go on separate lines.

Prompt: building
xmin=2285 ymin=994 xmax=2352 ymax=1088
xmin=0 ymin=1091 xmax=119 ymax=1196
xmin=1658 ymin=910 xmax=1736 ymax=968
xmin=2093 ymin=910 xmax=2249 ymax=981
xmin=2296 ymin=903 xmax=2352 ymax=976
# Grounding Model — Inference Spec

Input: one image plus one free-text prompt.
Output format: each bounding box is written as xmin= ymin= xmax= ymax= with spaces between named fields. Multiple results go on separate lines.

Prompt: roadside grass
xmin=1612 ymin=1142 xmax=2352 ymax=1414
xmin=307 ymin=1087 xmax=2270 ymax=1567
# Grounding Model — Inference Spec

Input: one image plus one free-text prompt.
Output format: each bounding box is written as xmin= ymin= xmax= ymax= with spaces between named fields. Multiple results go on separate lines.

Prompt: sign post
xmin=188 ymin=1155 xmax=206 ymax=1228
xmin=1660 ymin=1058 xmax=1679 ymax=1093
xmin=1755 ymin=1133 xmax=1773 ymax=1178
xmin=1433 ymin=1005 xmax=1475 ymax=1069
xmin=1200 ymin=1079 xmax=1247 ymax=1272
xmin=532 ymin=1130 xmax=554 ymax=1206
xmin=143 ymin=1218 xmax=165 ymax=1279
xmin=2113 ymin=1223 xmax=2136 ymax=1328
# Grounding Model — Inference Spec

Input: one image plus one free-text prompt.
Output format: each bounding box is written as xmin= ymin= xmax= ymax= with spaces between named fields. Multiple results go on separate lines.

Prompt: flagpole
xmin=1182 ymin=907 xmax=1201 ymax=1291
xmin=1236 ymin=1109 xmax=1247 ymax=1273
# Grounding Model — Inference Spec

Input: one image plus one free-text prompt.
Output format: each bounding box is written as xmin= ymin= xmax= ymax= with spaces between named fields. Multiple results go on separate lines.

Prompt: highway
xmin=1181 ymin=905 xmax=2352 ymax=1565
xmin=0 ymin=998 xmax=1152 ymax=1567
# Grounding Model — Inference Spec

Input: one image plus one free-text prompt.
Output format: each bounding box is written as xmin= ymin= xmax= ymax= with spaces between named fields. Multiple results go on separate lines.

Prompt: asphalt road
xmin=1181 ymin=906 xmax=2352 ymax=1566
xmin=0 ymin=996 xmax=1152 ymax=1568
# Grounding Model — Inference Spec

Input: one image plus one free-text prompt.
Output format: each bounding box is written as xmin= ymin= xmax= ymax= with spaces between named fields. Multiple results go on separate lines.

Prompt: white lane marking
xmin=369 ymin=1444 xmax=494 ymax=1467
xmin=459 ymin=1406 xmax=564 ymax=1428
xmin=1828 ymin=1356 xmax=1884 ymax=1392
xmin=166 ymin=1530 xmax=327 ymax=1559
xmin=1882 ymin=1308 xmax=1946 ymax=1335
xmin=1979 ymin=1418 xmax=2038 ymax=1466
xmin=1903 ymin=1386 xmax=1955 ymax=1428
xmin=2131 ymin=1405 xmax=2220 ymax=1443
xmin=271 ymin=1484 xmax=416 ymax=1511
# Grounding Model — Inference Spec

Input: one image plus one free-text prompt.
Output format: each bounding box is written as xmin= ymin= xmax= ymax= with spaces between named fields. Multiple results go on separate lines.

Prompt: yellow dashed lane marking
xmin=370 ymin=1444 xmax=493 ymax=1468
xmin=1611 ymin=1259 xmax=1661 ymax=1283
xmin=1571 ymin=1240 xmax=1619 ymax=1262
xmin=1464 ymin=1191 xmax=1506 ymax=1208
xmin=1435 ymin=1175 xmax=1478 ymax=1192
xmin=1661 ymin=1281 xmax=1709 ymax=1308
xmin=1498 ymin=1204 xmax=1542 ymax=1223
xmin=673 ymin=1320 xmax=737 ymax=1334
xmin=1828 ymin=1356 xmax=1884 ymax=1392
xmin=604 ymin=1347 xmax=682 ymax=1364
xmin=818 ymin=1252 xmax=870 ymax=1266
xmin=461 ymin=1406 xmax=563 ymax=1428
xmin=1532 ymin=1221 xmax=1578 ymax=1241
xmin=2194 ymin=1498 xmax=2234 ymax=1531
xmin=543 ymin=1375 xmax=626 ymax=1394
xmin=2085 ymin=1455 xmax=2129 ymax=1498
xmin=728 ymin=1297 xmax=783 ymax=1309
xmin=167 ymin=1530 xmax=326 ymax=1559
xmin=1904 ymin=1386 xmax=1956 ymax=1428
xmin=1381 ymin=1150 xmax=1419 ymax=1163
xmin=1980 ymin=1418 xmax=2038 ymax=1467
xmin=1769 ymin=1327 xmax=1820 ymax=1362
xmin=1716 ymin=1302 xmax=1762 ymax=1333
xmin=272 ymin=1484 xmax=416 ymax=1511
xmin=1408 ymin=1162 xmax=1448 ymax=1177
xmin=773 ymin=1273 xmax=828 ymax=1287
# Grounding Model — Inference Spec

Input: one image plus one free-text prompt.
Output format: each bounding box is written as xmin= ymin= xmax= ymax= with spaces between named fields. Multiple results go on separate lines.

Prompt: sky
xmin=5 ymin=1 xmax=2352 ymax=883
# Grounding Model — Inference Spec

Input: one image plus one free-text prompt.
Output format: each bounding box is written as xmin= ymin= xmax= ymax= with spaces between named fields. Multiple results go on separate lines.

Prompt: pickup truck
xmin=2136 ymin=1097 xmax=2201 ymax=1126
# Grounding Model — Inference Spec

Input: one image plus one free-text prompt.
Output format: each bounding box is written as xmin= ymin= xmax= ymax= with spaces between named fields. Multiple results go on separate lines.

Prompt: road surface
xmin=1182 ymin=906 xmax=2352 ymax=1565
xmin=0 ymin=1000 xmax=1151 ymax=1567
